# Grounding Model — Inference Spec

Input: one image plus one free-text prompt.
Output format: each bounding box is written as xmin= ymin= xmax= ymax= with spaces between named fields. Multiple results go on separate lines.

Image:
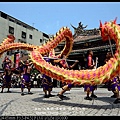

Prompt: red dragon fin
xmin=99 ymin=20 xmax=102 ymax=29
xmin=113 ymin=17 xmax=117 ymax=24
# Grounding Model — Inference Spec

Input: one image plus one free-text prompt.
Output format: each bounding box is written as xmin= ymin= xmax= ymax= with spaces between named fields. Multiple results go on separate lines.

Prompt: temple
xmin=55 ymin=21 xmax=117 ymax=70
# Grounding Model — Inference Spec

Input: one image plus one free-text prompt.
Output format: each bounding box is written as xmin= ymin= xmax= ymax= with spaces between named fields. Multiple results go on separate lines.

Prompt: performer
xmin=20 ymin=59 xmax=33 ymax=96
xmin=56 ymin=54 xmax=79 ymax=100
xmin=16 ymin=60 xmax=24 ymax=75
xmin=1 ymin=60 xmax=13 ymax=93
xmin=84 ymin=50 xmax=98 ymax=100
xmin=2 ymin=56 xmax=12 ymax=70
xmin=113 ymin=75 xmax=120 ymax=104
xmin=105 ymin=52 xmax=120 ymax=103
xmin=105 ymin=52 xmax=116 ymax=98
xmin=42 ymin=53 xmax=54 ymax=98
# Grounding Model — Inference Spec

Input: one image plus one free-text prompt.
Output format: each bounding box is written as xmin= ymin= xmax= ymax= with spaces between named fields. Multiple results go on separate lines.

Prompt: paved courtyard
xmin=0 ymin=87 xmax=120 ymax=117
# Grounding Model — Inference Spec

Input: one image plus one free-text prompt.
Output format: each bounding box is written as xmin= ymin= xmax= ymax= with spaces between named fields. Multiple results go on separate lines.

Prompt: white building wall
xmin=0 ymin=11 xmax=49 ymax=69
xmin=0 ymin=17 xmax=8 ymax=40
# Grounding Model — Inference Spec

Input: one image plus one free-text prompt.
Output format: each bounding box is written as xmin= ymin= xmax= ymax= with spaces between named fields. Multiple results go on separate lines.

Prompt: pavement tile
xmin=0 ymin=87 xmax=120 ymax=116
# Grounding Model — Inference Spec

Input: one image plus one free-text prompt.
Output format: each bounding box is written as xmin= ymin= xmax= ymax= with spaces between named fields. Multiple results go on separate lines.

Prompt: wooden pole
xmin=43 ymin=57 xmax=79 ymax=62
xmin=108 ymin=37 xmax=114 ymax=57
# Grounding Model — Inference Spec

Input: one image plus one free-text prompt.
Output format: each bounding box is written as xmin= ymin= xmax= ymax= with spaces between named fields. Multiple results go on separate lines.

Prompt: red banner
xmin=16 ymin=53 xmax=20 ymax=68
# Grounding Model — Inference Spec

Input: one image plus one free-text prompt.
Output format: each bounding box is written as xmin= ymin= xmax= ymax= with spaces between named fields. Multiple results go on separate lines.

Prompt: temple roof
xmin=73 ymin=34 xmax=101 ymax=42
xmin=72 ymin=23 xmax=120 ymax=43
xmin=71 ymin=21 xmax=101 ymax=42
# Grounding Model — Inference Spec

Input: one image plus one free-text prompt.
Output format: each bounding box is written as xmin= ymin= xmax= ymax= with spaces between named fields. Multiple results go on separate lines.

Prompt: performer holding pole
xmin=84 ymin=50 xmax=98 ymax=100
xmin=106 ymin=36 xmax=120 ymax=104
xmin=20 ymin=59 xmax=33 ymax=96
xmin=41 ymin=53 xmax=54 ymax=98
xmin=43 ymin=56 xmax=78 ymax=62
xmin=56 ymin=54 xmax=79 ymax=100
xmin=1 ymin=58 xmax=13 ymax=93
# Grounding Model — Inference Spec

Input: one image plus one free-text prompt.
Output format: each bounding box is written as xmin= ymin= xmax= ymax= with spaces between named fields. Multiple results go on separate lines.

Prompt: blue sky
xmin=0 ymin=2 xmax=120 ymax=35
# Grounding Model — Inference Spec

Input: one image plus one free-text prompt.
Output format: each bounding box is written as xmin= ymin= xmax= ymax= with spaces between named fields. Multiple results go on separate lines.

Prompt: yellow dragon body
xmin=0 ymin=20 xmax=120 ymax=86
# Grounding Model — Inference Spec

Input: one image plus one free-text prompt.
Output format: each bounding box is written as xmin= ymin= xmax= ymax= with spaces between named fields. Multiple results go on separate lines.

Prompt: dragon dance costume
xmin=1 ymin=61 xmax=12 ymax=93
xmin=21 ymin=63 xmax=33 ymax=95
xmin=84 ymin=54 xmax=97 ymax=91
xmin=106 ymin=75 xmax=120 ymax=104
xmin=84 ymin=51 xmax=97 ymax=100
xmin=42 ymin=57 xmax=53 ymax=97
xmin=59 ymin=59 xmax=74 ymax=90
xmin=107 ymin=76 xmax=120 ymax=95
xmin=21 ymin=65 xmax=31 ymax=88
xmin=4 ymin=64 xmax=12 ymax=83
xmin=57 ymin=56 xmax=79 ymax=100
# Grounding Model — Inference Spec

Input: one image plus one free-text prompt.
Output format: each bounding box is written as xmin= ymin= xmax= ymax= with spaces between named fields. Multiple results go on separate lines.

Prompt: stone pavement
xmin=0 ymin=87 xmax=120 ymax=116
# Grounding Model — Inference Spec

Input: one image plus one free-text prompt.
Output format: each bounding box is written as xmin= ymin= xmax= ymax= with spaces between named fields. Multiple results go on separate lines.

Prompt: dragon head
xmin=99 ymin=17 xmax=117 ymax=41
xmin=99 ymin=20 xmax=109 ymax=41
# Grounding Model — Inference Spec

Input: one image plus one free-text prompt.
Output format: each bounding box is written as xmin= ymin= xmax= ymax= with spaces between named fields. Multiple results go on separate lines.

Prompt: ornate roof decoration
xmin=70 ymin=21 xmax=100 ymax=38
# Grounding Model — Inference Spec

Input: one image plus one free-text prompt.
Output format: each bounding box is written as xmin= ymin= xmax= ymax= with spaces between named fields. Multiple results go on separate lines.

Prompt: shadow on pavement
xmin=32 ymin=95 xmax=120 ymax=110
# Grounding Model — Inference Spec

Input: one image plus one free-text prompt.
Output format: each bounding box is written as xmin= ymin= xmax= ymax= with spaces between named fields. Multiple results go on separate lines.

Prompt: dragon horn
xmin=105 ymin=21 xmax=107 ymax=24
xmin=99 ymin=20 xmax=102 ymax=28
xmin=113 ymin=17 xmax=117 ymax=24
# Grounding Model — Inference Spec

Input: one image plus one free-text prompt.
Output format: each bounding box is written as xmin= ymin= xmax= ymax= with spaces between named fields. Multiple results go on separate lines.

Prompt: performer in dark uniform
xmin=21 ymin=59 xmax=33 ymax=96
xmin=107 ymin=76 xmax=120 ymax=96
xmin=56 ymin=54 xmax=79 ymax=100
xmin=2 ymin=56 xmax=12 ymax=70
xmin=105 ymin=52 xmax=120 ymax=104
xmin=84 ymin=50 xmax=98 ymax=100
xmin=1 ymin=60 xmax=13 ymax=93
xmin=113 ymin=75 xmax=120 ymax=104
xmin=42 ymin=53 xmax=54 ymax=98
